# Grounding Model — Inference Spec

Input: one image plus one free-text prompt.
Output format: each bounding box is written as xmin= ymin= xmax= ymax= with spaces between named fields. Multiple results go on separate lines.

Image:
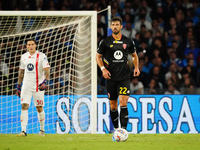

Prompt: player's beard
xmin=112 ymin=29 xmax=120 ymax=35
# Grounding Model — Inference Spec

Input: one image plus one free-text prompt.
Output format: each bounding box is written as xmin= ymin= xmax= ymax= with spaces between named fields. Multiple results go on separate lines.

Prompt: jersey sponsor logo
xmin=113 ymin=40 xmax=123 ymax=44
xmin=114 ymin=50 xmax=123 ymax=60
xmin=27 ymin=63 xmax=34 ymax=71
xmin=123 ymin=44 xmax=127 ymax=49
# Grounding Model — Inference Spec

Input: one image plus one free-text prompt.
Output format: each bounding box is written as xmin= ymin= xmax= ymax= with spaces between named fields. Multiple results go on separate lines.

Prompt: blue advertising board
xmin=0 ymin=95 xmax=200 ymax=134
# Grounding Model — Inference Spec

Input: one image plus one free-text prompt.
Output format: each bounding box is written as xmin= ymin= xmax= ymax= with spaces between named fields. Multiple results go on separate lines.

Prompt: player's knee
xmin=119 ymin=98 xmax=128 ymax=107
xmin=110 ymin=101 xmax=118 ymax=110
xmin=110 ymin=105 xmax=118 ymax=110
xmin=22 ymin=103 xmax=29 ymax=110
xmin=36 ymin=106 xmax=43 ymax=113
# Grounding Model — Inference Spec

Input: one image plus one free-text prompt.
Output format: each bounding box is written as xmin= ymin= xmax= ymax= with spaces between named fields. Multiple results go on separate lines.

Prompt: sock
xmin=120 ymin=106 xmax=128 ymax=129
xmin=38 ymin=110 xmax=45 ymax=131
xmin=110 ymin=109 xmax=119 ymax=129
xmin=21 ymin=110 xmax=28 ymax=132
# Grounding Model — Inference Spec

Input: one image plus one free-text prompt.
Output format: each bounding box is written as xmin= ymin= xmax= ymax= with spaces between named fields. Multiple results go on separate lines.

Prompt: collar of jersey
xmin=28 ymin=50 xmax=38 ymax=57
xmin=112 ymin=34 xmax=122 ymax=40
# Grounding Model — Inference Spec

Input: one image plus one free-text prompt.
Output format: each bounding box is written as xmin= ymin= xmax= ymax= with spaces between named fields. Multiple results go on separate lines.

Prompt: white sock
xmin=38 ymin=110 xmax=45 ymax=131
xmin=21 ymin=110 xmax=28 ymax=132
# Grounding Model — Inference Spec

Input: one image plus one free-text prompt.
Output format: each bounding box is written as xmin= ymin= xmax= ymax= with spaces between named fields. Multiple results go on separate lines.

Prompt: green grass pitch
xmin=0 ymin=134 xmax=200 ymax=150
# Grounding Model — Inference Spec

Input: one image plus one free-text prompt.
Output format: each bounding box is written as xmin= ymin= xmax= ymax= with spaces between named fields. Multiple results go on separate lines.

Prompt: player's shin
xmin=21 ymin=110 xmax=28 ymax=132
xmin=120 ymin=106 xmax=128 ymax=129
xmin=110 ymin=109 xmax=119 ymax=129
xmin=38 ymin=110 xmax=45 ymax=131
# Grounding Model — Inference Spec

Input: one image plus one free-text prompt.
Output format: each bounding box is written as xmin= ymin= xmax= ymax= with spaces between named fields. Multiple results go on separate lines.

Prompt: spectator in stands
xmin=151 ymin=3 xmax=165 ymax=27
xmin=165 ymin=51 xmax=183 ymax=71
xmin=182 ymin=52 xmax=197 ymax=68
xmin=164 ymin=78 xmax=181 ymax=94
xmin=130 ymin=76 xmax=144 ymax=94
xmin=171 ymin=39 xmax=184 ymax=59
xmin=165 ymin=63 xmax=182 ymax=87
xmin=147 ymin=77 xmax=163 ymax=94
xmin=121 ymin=1 xmax=134 ymax=16
xmin=149 ymin=64 xmax=165 ymax=88
xmin=121 ymin=22 xmax=136 ymax=39
xmin=184 ymin=39 xmax=200 ymax=61
xmin=152 ymin=18 xmax=164 ymax=38
xmin=138 ymin=58 xmax=149 ymax=88
xmin=182 ymin=65 xmax=197 ymax=83
xmin=144 ymin=30 xmax=153 ymax=47
xmin=180 ymin=77 xmax=195 ymax=94
xmin=139 ymin=24 xmax=147 ymax=39
xmin=185 ymin=8 xmax=199 ymax=26
xmin=183 ymin=30 xmax=195 ymax=49
xmin=134 ymin=3 xmax=152 ymax=23
xmin=97 ymin=14 xmax=107 ymax=38
xmin=163 ymin=0 xmax=176 ymax=21
xmin=193 ymin=1 xmax=200 ymax=17
xmin=122 ymin=13 xmax=134 ymax=29
xmin=151 ymin=37 xmax=166 ymax=61
xmin=175 ymin=9 xmax=185 ymax=37
xmin=134 ymin=7 xmax=152 ymax=32
xmin=137 ymin=40 xmax=149 ymax=57
xmin=111 ymin=1 xmax=121 ymax=18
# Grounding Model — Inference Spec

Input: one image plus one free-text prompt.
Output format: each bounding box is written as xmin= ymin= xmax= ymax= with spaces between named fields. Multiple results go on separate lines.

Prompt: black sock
xmin=120 ymin=106 xmax=128 ymax=129
xmin=110 ymin=109 xmax=119 ymax=128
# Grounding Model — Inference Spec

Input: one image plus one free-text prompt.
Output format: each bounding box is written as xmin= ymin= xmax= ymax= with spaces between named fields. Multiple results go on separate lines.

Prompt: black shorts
xmin=107 ymin=78 xmax=130 ymax=100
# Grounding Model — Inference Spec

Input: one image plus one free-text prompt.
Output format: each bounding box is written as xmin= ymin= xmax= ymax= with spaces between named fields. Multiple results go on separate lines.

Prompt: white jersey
xmin=20 ymin=50 xmax=50 ymax=92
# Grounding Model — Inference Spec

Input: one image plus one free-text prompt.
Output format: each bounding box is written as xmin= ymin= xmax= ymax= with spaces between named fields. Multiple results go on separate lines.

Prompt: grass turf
xmin=0 ymin=134 xmax=200 ymax=150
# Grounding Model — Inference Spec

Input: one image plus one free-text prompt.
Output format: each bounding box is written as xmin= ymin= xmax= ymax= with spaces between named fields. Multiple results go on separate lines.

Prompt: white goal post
xmin=0 ymin=11 xmax=97 ymax=134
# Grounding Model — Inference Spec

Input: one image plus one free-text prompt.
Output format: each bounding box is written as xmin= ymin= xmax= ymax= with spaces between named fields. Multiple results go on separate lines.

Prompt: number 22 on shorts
xmin=119 ymin=87 xmax=127 ymax=94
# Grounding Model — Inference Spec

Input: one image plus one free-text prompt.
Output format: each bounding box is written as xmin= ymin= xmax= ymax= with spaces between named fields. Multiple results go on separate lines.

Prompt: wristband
xmin=101 ymin=66 xmax=105 ymax=71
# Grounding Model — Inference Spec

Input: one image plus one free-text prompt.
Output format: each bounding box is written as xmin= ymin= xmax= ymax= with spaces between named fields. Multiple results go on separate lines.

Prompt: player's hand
xmin=17 ymin=84 xmax=21 ymax=98
xmin=102 ymin=68 xmax=111 ymax=79
xmin=133 ymin=67 xmax=140 ymax=77
xmin=38 ymin=79 xmax=48 ymax=91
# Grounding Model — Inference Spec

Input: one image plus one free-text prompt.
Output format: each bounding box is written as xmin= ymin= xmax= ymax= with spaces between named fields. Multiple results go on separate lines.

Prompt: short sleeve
xmin=129 ymin=39 xmax=136 ymax=54
xmin=97 ymin=39 xmax=105 ymax=55
xmin=42 ymin=54 xmax=50 ymax=69
xmin=20 ymin=56 xmax=25 ymax=69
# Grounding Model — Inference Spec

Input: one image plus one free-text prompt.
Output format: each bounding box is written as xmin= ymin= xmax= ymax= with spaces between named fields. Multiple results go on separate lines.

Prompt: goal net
xmin=0 ymin=11 xmax=97 ymax=134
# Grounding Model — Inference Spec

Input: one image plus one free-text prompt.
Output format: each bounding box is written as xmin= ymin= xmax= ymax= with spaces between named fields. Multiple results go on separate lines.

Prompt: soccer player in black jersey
xmin=96 ymin=17 xmax=140 ymax=130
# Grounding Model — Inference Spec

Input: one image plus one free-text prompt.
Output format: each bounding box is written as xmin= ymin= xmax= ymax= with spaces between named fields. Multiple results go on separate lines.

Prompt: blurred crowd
xmin=0 ymin=0 xmax=200 ymax=95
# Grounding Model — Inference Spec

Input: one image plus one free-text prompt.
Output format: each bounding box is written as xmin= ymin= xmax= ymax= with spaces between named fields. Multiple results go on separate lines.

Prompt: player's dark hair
xmin=111 ymin=17 xmax=123 ymax=25
xmin=26 ymin=39 xmax=36 ymax=45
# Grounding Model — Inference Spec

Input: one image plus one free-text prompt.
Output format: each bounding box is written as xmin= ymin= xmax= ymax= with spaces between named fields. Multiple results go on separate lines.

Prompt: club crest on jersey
xmin=123 ymin=44 xmax=127 ymax=49
xmin=27 ymin=63 xmax=34 ymax=71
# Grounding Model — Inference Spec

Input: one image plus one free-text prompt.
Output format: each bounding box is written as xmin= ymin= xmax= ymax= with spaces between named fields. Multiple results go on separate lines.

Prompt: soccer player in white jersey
xmin=16 ymin=39 xmax=50 ymax=136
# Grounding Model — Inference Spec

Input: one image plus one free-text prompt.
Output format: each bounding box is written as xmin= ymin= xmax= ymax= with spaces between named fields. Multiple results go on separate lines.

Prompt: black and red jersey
xmin=97 ymin=34 xmax=136 ymax=81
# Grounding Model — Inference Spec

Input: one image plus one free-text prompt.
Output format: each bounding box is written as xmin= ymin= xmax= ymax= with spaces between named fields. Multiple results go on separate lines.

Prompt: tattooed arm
xmin=44 ymin=67 xmax=50 ymax=81
xmin=18 ymin=69 xmax=25 ymax=85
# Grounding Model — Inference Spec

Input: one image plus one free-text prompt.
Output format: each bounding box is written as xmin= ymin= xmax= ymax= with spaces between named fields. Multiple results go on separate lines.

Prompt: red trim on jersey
xmin=112 ymin=34 xmax=122 ymax=40
xmin=36 ymin=53 xmax=39 ymax=92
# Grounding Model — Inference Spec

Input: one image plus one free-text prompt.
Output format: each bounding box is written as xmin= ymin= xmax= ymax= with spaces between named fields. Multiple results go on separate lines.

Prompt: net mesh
xmin=0 ymin=14 xmax=93 ymax=134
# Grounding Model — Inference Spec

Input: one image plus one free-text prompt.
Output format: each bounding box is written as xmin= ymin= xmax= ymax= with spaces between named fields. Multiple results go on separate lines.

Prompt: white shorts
xmin=21 ymin=89 xmax=45 ymax=106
